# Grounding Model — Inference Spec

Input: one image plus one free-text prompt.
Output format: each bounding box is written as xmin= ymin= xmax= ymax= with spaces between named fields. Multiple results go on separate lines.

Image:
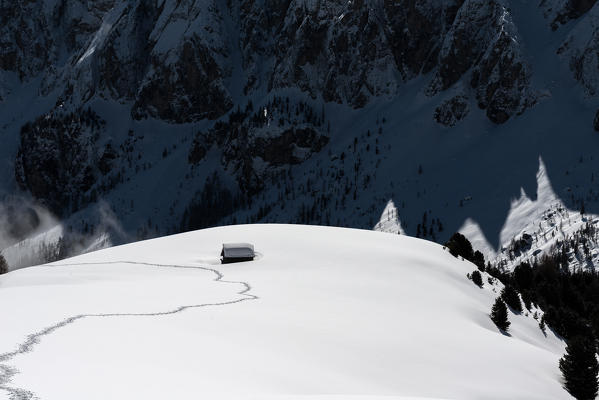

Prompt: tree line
xmin=446 ymin=232 xmax=599 ymax=400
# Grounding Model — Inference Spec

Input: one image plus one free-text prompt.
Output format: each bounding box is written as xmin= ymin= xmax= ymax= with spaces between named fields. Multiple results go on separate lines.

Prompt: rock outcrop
xmin=434 ymin=95 xmax=470 ymax=127
xmin=541 ymin=0 xmax=598 ymax=30
xmin=15 ymin=108 xmax=106 ymax=214
xmin=558 ymin=4 xmax=599 ymax=96
xmin=428 ymin=0 xmax=534 ymax=123
xmin=189 ymin=97 xmax=329 ymax=194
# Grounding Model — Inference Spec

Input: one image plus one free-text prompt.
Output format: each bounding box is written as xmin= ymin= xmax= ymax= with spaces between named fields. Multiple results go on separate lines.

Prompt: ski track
xmin=0 ymin=260 xmax=258 ymax=400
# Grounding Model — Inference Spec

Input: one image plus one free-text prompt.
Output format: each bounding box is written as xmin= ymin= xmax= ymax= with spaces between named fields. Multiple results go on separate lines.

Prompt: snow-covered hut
xmin=221 ymin=243 xmax=255 ymax=264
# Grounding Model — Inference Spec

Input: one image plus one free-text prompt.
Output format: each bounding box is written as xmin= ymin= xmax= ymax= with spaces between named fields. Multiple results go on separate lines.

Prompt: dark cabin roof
xmin=221 ymin=243 xmax=255 ymax=259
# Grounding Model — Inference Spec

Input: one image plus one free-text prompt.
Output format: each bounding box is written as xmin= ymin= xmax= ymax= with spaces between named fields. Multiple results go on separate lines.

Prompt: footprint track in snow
xmin=0 ymin=260 xmax=257 ymax=400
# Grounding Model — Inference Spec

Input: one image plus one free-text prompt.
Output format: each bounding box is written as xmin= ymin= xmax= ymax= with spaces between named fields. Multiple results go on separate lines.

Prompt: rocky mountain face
xmin=189 ymin=97 xmax=329 ymax=194
xmin=541 ymin=0 xmax=597 ymax=29
xmin=3 ymin=0 xmax=599 ymax=268
xmin=240 ymin=0 xmax=535 ymax=121
xmin=3 ymin=0 xmax=536 ymax=121
xmin=15 ymin=108 xmax=107 ymax=215
xmin=4 ymin=0 xmax=535 ymax=207
xmin=557 ymin=2 xmax=599 ymax=97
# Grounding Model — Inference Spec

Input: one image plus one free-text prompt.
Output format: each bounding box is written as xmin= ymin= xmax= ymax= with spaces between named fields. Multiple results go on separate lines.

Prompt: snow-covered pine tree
xmin=490 ymin=297 xmax=510 ymax=332
xmin=471 ymin=270 xmax=483 ymax=287
xmin=501 ymin=285 xmax=523 ymax=313
xmin=0 ymin=254 xmax=7 ymax=274
xmin=559 ymin=335 xmax=599 ymax=400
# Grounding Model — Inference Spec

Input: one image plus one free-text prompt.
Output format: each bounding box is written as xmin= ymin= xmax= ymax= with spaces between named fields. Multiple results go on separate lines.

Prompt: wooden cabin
xmin=221 ymin=243 xmax=255 ymax=264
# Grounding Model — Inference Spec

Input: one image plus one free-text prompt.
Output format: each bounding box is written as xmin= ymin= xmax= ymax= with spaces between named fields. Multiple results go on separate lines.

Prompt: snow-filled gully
xmin=0 ymin=261 xmax=258 ymax=400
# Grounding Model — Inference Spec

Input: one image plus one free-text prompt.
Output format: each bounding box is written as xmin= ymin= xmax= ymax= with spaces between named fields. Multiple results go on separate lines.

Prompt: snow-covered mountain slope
xmin=0 ymin=225 xmax=570 ymax=399
xmin=459 ymin=157 xmax=599 ymax=272
xmin=4 ymin=0 xmax=599 ymax=271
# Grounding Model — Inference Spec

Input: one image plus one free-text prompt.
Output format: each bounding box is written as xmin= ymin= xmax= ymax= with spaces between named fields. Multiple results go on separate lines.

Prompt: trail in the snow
xmin=0 ymin=261 xmax=258 ymax=400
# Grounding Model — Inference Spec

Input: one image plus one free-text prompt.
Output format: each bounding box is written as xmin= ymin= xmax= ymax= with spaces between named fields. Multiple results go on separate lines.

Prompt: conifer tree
xmin=0 ymin=254 xmax=7 ymax=275
xmin=473 ymin=250 xmax=485 ymax=271
xmin=490 ymin=297 xmax=510 ymax=332
xmin=559 ymin=335 xmax=599 ymax=400
xmin=471 ymin=270 xmax=483 ymax=287
xmin=539 ymin=316 xmax=547 ymax=335
xmin=501 ymin=285 xmax=523 ymax=313
xmin=444 ymin=232 xmax=474 ymax=261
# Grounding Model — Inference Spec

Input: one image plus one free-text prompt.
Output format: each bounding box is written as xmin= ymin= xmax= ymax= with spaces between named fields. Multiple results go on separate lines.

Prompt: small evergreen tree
xmin=471 ymin=270 xmax=483 ymax=287
xmin=0 ymin=254 xmax=7 ymax=275
xmin=444 ymin=232 xmax=474 ymax=262
xmin=473 ymin=250 xmax=485 ymax=271
xmin=559 ymin=335 xmax=599 ymax=400
xmin=501 ymin=285 xmax=523 ymax=313
xmin=539 ymin=316 xmax=547 ymax=335
xmin=521 ymin=291 xmax=532 ymax=311
xmin=491 ymin=297 xmax=510 ymax=332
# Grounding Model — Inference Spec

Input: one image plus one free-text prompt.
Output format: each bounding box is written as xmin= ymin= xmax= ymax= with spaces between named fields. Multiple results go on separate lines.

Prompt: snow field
xmin=0 ymin=224 xmax=571 ymax=399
